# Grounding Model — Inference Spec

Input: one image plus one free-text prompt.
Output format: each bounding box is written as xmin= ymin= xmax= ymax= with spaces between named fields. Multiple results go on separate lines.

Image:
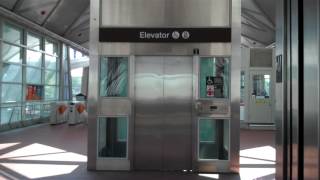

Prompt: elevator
xmin=134 ymin=56 xmax=193 ymax=170
xmin=88 ymin=0 xmax=241 ymax=173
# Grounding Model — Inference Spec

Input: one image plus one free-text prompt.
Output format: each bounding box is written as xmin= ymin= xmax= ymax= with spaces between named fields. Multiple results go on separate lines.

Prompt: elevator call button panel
xmin=196 ymin=100 xmax=230 ymax=117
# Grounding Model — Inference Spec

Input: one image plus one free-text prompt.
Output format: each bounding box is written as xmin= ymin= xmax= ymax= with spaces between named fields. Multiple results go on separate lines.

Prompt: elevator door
xmin=134 ymin=56 xmax=193 ymax=171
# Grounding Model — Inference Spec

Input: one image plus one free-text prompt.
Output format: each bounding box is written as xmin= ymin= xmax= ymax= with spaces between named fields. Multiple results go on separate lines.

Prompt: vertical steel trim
xmin=230 ymin=0 xmax=241 ymax=172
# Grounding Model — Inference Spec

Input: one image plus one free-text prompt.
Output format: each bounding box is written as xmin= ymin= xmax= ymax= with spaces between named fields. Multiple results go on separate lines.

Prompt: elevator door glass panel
xmin=100 ymin=57 xmax=128 ymax=97
xmin=200 ymin=57 xmax=230 ymax=98
xmin=199 ymin=119 xmax=229 ymax=160
xmin=98 ymin=117 xmax=128 ymax=158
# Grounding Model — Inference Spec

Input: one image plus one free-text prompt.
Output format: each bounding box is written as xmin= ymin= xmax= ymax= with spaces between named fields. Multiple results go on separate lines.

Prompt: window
xmin=200 ymin=57 xmax=230 ymax=98
xmin=3 ymin=23 xmax=22 ymax=44
xmin=2 ymin=43 xmax=22 ymax=63
xmin=24 ymin=103 xmax=41 ymax=120
xmin=198 ymin=119 xmax=229 ymax=160
xmin=45 ymin=70 xmax=57 ymax=85
xmin=100 ymin=57 xmax=128 ymax=97
xmin=252 ymin=74 xmax=271 ymax=98
xmin=2 ymin=63 xmax=22 ymax=83
xmin=71 ymin=68 xmax=83 ymax=96
xmin=98 ymin=117 xmax=128 ymax=158
xmin=1 ymin=84 xmax=22 ymax=103
xmin=1 ymin=106 xmax=21 ymax=125
xmin=26 ymin=50 xmax=42 ymax=67
xmin=26 ymin=67 xmax=42 ymax=84
xmin=45 ymin=55 xmax=57 ymax=70
xmin=27 ymin=33 xmax=41 ymax=51
xmin=45 ymin=40 xmax=58 ymax=55
xmin=44 ymin=86 xmax=58 ymax=100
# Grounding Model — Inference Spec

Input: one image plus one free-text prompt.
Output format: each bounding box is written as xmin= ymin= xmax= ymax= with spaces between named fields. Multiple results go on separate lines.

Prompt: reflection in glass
xmin=26 ymin=50 xmax=42 ymax=67
xmin=100 ymin=57 xmax=128 ymax=97
xmin=3 ymin=23 xmax=21 ymax=44
xmin=24 ymin=103 xmax=41 ymax=120
xmin=2 ymin=63 xmax=22 ymax=83
xmin=45 ymin=86 xmax=58 ymax=100
xmin=27 ymin=33 xmax=41 ymax=50
xmin=1 ymin=106 xmax=22 ymax=125
xmin=2 ymin=43 xmax=22 ymax=63
xmin=45 ymin=70 xmax=57 ymax=85
xmin=98 ymin=117 xmax=128 ymax=158
xmin=200 ymin=57 xmax=230 ymax=98
xmin=1 ymin=84 xmax=22 ymax=103
xmin=199 ymin=119 xmax=229 ymax=160
xmin=26 ymin=67 xmax=42 ymax=84
xmin=252 ymin=74 xmax=270 ymax=98
xmin=45 ymin=55 xmax=57 ymax=70
xmin=45 ymin=40 xmax=57 ymax=55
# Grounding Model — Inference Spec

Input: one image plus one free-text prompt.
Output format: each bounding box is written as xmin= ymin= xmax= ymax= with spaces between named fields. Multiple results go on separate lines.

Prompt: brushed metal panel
xmin=101 ymin=0 xmax=229 ymax=27
xmin=134 ymin=56 xmax=164 ymax=170
xmin=100 ymin=43 xmax=231 ymax=56
xmin=98 ymin=99 xmax=131 ymax=116
xmin=275 ymin=0 xmax=285 ymax=178
xmin=163 ymin=56 xmax=193 ymax=170
xmin=303 ymin=0 xmax=320 ymax=179
xmin=88 ymin=0 xmax=100 ymax=170
xmin=229 ymin=0 xmax=240 ymax=173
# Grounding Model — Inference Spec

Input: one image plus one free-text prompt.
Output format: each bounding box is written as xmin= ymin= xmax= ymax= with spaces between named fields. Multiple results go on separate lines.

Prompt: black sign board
xmin=99 ymin=27 xmax=231 ymax=43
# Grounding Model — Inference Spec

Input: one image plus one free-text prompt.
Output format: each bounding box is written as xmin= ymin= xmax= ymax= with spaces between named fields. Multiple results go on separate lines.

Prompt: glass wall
xmin=98 ymin=117 xmax=128 ymax=158
xmin=198 ymin=119 xmax=229 ymax=160
xmin=99 ymin=56 xmax=128 ymax=97
xmin=71 ymin=68 xmax=83 ymax=96
xmin=0 ymin=22 xmax=60 ymax=128
xmin=199 ymin=57 xmax=230 ymax=99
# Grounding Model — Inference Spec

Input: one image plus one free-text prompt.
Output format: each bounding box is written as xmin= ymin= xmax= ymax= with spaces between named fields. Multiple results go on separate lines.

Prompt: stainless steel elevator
xmin=88 ymin=0 xmax=241 ymax=173
xmin=134 ymin=56 xmax=193 ymax=170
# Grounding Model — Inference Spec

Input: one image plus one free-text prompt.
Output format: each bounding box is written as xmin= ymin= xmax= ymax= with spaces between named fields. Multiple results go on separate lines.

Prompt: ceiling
xmin=0 ymin=0 xmax=275 ymax=49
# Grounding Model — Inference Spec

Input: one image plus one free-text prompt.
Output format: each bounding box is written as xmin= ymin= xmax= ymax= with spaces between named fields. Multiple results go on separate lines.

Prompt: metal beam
xmin=242 ymin=8 xmax=275 ymax=32
xmin=252 ymin=0 xmax=275 ymax=28
xmin=41 ymin=0 xmax=63 ymax=26
xmin=63 ymin=6 xmax=89 ymax=36
xmin=12 ymin=0 xmax=24 ymax=12
xmin=241 ymin=33 xmax=269 ymax=46
xmin=0 ymin=6 xmax=88 ymax=54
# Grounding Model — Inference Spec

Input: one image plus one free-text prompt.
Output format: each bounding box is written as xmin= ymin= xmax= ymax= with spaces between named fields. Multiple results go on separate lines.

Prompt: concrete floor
xmin=0 ymin=124 xmax=275 ymax=180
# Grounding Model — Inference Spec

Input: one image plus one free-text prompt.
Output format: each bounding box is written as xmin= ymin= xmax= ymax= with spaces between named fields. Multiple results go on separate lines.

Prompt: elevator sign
xmin=99 ymin=27 xmax=231 ymax=43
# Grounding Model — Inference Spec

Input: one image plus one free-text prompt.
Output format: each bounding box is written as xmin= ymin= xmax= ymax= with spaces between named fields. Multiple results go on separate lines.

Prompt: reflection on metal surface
xmin=134 ymin=56 xmax=192 ymax=170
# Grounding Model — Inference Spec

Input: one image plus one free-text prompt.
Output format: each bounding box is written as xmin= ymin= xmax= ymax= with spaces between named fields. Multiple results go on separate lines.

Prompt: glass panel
xmin=1 ymin=84 xmax=22 ymax=103
xmin=26 ymin=50 xmax=42 ymax=67
xmin=26 ymin=85 xmax=43 ymax=101
xmin=71 ymin=68 xmax=83 ymax=96
xmin=2 ymin=63 xmax=22 ymax=83
xmin=98 ymin=117 xmax=128 ymax=158
xmin=26 ymin=67 xmax=42 ymax=84
xmin=252 ymin=74 xmax=271 ymax=98
xmin=3 ymin=23 xmax=22 ymax=44
xmin=199 ymin=119 xmax=229 ymax=160
xmin=1 ymin=106 xmax=21 ymax=125
xmin=24 ymin=103 xmax=41 ymax=120
xmin=45 ymin=70 xmax=57 ymax=85
xmin=45 ymin=55 xmax=57 ymax=70
xmin=64 ymin=87 xmax=70 ymax=100
xmin=45 ymin=40 xmax=57 ymax=55
xmin=41 ymin=103 xmax=52 ymax=117
xmin=27 ymin=33 xmax=41 ymax=51
xmin=2 ymin=43 xmax=22 ymax=63
xmin=100 ymin=57 xmax=128 ymax=97
xmin=200 ymin=57 xmax=229 ymax=98
xmin=44 ymin=86 xmax=58 ymax=100
xmin=64 ymin=73 xmax=69 ymax=86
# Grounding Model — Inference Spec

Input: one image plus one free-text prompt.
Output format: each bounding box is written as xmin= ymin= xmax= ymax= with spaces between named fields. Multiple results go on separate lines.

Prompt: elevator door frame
xmin=133 ymin=56 xmax=193 ymax=171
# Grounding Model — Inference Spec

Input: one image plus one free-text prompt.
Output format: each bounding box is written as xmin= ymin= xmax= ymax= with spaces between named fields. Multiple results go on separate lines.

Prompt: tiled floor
xmin=0 ymin=124 xmax=275 ymax=180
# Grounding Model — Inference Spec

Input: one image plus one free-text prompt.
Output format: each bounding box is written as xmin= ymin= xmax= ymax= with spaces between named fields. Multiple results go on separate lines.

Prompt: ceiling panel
xmin=15 ymin=0 xmax=59 ymax=24
xmin=254 ymin=0 xmax=276 ymax=25
xmin=44 ymin=0 xmax=89 ymax=35
xmin=0 ymin=0 xmax=18 ymax=10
